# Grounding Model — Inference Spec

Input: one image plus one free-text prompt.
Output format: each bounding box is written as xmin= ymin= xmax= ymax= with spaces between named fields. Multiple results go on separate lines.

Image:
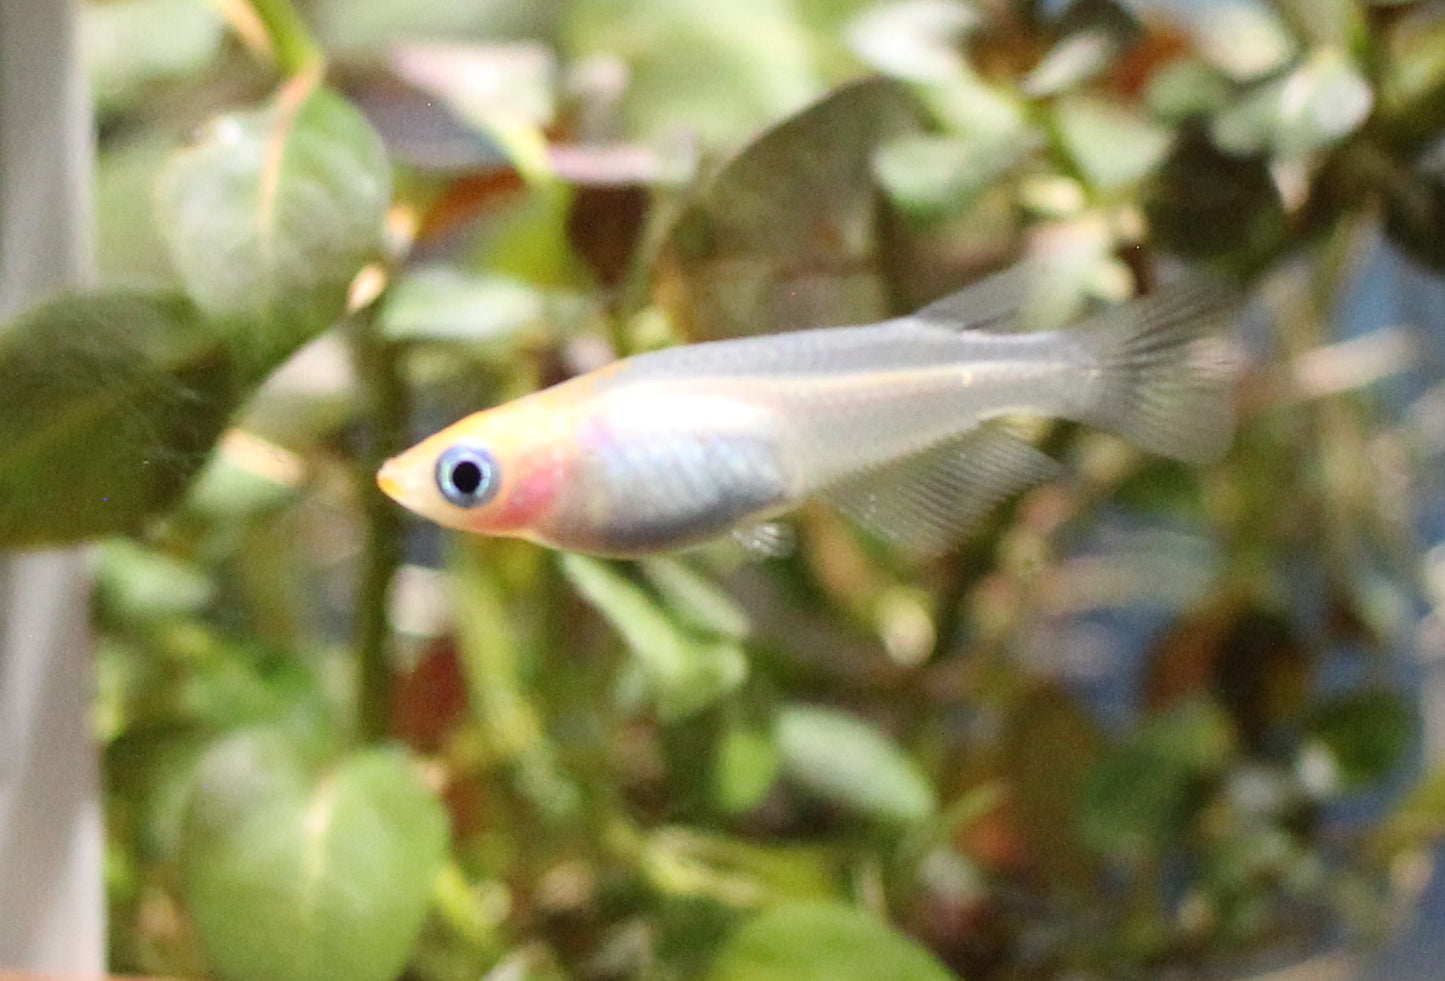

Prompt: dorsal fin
xmin=910 ymin=264 xmax=1035 ymax=332
xmin=821 ymin=423 xmax=1061 ymax=556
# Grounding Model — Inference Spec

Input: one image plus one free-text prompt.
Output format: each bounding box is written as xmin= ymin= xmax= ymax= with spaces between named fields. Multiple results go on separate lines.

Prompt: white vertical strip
xmin=0 ymin=0 xmax=105 ymax=972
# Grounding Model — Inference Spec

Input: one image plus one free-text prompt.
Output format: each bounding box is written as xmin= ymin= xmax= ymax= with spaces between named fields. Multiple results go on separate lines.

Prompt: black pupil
xmin=437 ymin=445 xmax=498 ymax=508
xmin=451 ymin=460 xmax=483 ymax=496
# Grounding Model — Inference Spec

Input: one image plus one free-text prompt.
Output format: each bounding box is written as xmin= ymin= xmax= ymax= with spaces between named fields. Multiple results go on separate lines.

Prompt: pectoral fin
xmin=731 ymin=521 xmax=795 ymax=558
xmin=822 ymin=425 xmax=1061 ymax=556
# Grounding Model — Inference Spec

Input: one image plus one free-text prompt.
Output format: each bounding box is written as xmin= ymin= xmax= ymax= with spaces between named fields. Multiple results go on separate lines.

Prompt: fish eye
xmin=435 ymin=444 xmax=500 ymax=509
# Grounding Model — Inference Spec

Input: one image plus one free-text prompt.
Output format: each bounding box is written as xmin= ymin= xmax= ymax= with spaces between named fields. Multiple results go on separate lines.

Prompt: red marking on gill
xmin=488 ymin=453 xmax=565 ymax=531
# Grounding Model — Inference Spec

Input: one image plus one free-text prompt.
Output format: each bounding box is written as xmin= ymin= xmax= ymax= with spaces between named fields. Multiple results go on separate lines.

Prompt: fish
xmin=376 ymin=267 xmax=1236 ymax=557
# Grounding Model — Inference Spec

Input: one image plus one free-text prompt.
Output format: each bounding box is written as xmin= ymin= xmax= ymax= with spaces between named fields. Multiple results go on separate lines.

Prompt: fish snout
xmin=376 ymin=456 xmax=409 ymax=503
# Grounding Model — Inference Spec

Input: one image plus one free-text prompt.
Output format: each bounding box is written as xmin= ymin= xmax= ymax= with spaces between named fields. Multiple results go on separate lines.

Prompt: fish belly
xmin=537 ymin=390 xmax=795 ymax=556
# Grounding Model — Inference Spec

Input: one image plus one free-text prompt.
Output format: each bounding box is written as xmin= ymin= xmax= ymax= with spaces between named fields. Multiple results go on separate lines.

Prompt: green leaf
xmin=1211 ymin=50 xmax=1373 ymax=159
xmin=379 ymin=267 xmax=548 ymax=344
xmin=706 ymin=901 xmax=954 ymax=981
xmin=1154 ymin=0 xmax=1296 ymax=82
xmin=1054 ymin=95 xmax=1172 ymax=193
xmin=774 ymin=704 xmax=935 ymax=826
xmin=312 ymin=0 xmax=559 ymax=60
xmin=84 ymin=0 xmax=226 ymax=115
xmin=872 ymin=131 xmax=1034 ymax=223
xmin=715 ymin=721 xmax=780 ymax=814
xmin=0 ymin=291 xmax=237 ymax=547
xmin=1383 ymin=765 xmax=1445 ymax=849
xmin=182 ymin=730 xmax=448 ymax=981
xmin=640 ymin=558 xmax=751 ymax=641
xmin=157 ymin=79 xmax=391 ymax=377
xmin=562 ymin=554 xmax=747 ymax=720
xmin=1079 ymin=699 xmax=1234 ymax=859
xmin=844 ymin=0 xmax=978 ymax=84
xmin=1147 ymin=60 xmax=1233 ymax=121
xmin=1303 ymin=687 xmax=1416 ymax=792
xmin=563 ymin=0 xmax=823 ymax=147
xmin=97 ymin=134 xmax=185 ymax=289
xmin=96 ymin=540 xmax=214 ymax=624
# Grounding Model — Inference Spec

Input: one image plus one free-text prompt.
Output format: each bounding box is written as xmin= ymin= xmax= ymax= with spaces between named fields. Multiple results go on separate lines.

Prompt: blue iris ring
xmin=435 ymin=444 xmax=500 ymax=508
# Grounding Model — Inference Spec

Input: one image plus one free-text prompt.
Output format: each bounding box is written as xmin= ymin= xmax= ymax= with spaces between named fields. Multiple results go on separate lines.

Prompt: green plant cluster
xmin=28 ymin=0 xmax=1445 ymax=978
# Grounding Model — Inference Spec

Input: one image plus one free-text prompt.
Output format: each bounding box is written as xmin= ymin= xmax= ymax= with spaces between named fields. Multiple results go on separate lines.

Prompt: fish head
xmin=376 ymin=395 xmax=570 ymax=540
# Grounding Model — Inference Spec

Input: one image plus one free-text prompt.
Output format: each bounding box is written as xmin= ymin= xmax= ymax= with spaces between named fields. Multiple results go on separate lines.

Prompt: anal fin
xmin=822 ymin=425 xmax=1061 ymax=556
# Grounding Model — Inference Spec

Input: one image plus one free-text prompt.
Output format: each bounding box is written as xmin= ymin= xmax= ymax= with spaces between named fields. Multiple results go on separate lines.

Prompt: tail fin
xmin=1071 ymin=278 xmax=1238 ymax=465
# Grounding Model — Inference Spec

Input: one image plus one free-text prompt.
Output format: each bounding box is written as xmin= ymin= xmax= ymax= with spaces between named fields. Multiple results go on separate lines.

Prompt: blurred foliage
xmin=20 ymin=0 xmax=1445 ymax=977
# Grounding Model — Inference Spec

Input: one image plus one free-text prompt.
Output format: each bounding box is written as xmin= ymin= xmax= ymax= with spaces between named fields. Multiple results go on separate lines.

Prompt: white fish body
xmin=377 ymin=270 xmax=1236 ymax=556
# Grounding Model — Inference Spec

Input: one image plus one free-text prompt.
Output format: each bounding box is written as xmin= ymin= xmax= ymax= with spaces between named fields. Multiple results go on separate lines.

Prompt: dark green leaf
xmin=157 ymin=79 xmax=391 ymax=376
xmin=657 ymin=78 xmax=924 ymax=341
xmin=1383 ymin=765 xmax=1445 ymax=849
xmin=1144 ymin=123 xmax=1285 ymax=264
xmin=1304 ymin=687 xmax=1416 ymax=791
xmin=1001 ymin=687 xmax=1103 ymax=889
xmin=0 ymin=291 xmax=237 ymax=547
xmin=1384 ymin=152 xmax=1445 ymax=272
xmin=706 ymin=901 xmax=954 ymax=981
xmin=183 ymin=730 xmax=447 ymax=981
xmin=1079 ymin=699 xmax=1234 ymax=859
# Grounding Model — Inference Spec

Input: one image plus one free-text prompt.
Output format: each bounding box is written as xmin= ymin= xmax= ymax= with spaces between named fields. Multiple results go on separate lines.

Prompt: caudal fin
xmin=1072 ymin=278 xmax=1238 ymax=465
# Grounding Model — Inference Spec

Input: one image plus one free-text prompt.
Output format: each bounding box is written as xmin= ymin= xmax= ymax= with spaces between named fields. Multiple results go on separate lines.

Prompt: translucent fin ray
xmin=909 ymin=264 xmax=1035 ymax=333
xmin=1071 ymin=277 xmax=1238 ymax=466
xmin=822 ymin=425 xmax=1061 ymax=556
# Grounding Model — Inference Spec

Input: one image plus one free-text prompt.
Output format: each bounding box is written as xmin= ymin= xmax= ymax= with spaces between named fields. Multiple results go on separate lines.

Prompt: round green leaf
xmin=157 ymin=80 xmax=391 ymax=376
xmin=0 ymin=290 xmax=237 ymax=547
xmin=182 ymin=731 xmax=448 ymax=981
xmin=775 ymin=704 xmax=936 ymax=826
xmin=706 ymin=901 xmax=954 ymax=981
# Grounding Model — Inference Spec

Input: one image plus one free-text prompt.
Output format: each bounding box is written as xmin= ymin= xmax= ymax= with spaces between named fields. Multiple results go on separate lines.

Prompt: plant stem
xmin=351 ymin=306 xmax=409 ymax=744
xmin=246 ymin=0 xmax=325 ymax=76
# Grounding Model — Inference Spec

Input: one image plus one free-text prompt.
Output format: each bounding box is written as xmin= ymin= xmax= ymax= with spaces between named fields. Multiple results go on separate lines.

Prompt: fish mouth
xmin=376 ymin=458 xmax=405 ymax=501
